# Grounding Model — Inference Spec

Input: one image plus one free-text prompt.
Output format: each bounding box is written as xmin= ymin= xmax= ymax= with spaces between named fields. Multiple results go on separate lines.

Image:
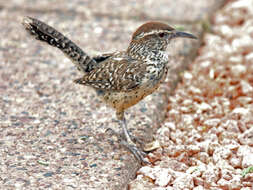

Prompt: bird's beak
xmin=174 ymin=31 xmax=197 ymax=39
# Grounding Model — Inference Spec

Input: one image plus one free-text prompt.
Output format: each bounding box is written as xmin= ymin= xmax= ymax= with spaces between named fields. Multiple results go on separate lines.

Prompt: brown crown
xmin=132 ymin=21 xmax=175 ymax=39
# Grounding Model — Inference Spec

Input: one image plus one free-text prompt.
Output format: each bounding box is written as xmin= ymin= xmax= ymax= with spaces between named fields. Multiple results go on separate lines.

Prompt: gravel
xmin=129 ymin=0 xmax=253 ymax=189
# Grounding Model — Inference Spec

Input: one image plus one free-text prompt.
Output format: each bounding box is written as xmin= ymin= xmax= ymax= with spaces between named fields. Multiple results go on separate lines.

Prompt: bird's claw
xmin=105 ymin=128 xmax=150 ymax=165
xmin=120 ymin=140 xmax=149 ymax=165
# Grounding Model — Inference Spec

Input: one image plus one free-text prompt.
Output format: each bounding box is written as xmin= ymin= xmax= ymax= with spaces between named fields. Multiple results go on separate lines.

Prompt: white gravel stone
xmin=217 ymin=178 xmax=230 ymax=188
xmin=209 ymin=68 xmax=215 ymax=79
xmin=241 ymin=80 xmax=253 ymax=94
xmin=245 ymin=52 xmax=253 ymax=61
xmin=157 ymin=126 xmax=170 ymax=136
xmin=200 ymin=60 xmax=211 ymax=68
xmin=230 ymin=174 xmax=243 ymax=189
xmin=238 ymin=145 xmax=253 ymax=168
xmin=152 ymin=187 xmax=171 ymax=190
xmin=188 ymin=86 xmax=202 ymax=94
xmin=242 ymin=153 xmax=253 ymax=168
xmin=232 ymin=35 xmax=253 ymax=51
xmin=193 ymin=186 xmax=204 ymax=190
xmin=229 ymin=55 xmax=243 ymax=63
xmin=182 ymin=114 xmax=194 ymax=125
xmin=222 ymin=119 xmax=240 ymax=133
xmin=164 ymin=122 xmax=176 ymax=131
xmin=186 ymin=166 xmax=202 ymax=177
xmin=182 ymin=99 xmax=193 ymax=106
xmin=219 ymin=24 xmax=234 ymax=37
xmin=187 ymin=145 xmax=201 ymax=155
xmin=213 ymin=147 xmax=232 ymax=162
xmin=152 ymin=187 xmax=174 ymax=190
xmin=203 ymin=118 xmax=220 ymax=127
xmin=138 ymin=166 xmax=156 ymax=180
xmin=172 ymin=173 xmax=194 ymax=189
xmin=155 ymin=169 xmax=172 ymax=187
xmin=232 ymin=107 xmax=250 ymax=115
xmin=138 ymin=166 xmax=173 ymax=187
xmin=231 ymin=64 xmax=246 ymax=76
xmin=184 ymin=72 xmax=193 ymax=79
xmin=230 ymin=156 xmax=242 ymax=168
xmin=202 ymin=163 xmax=219 ymax=184
xmin=238 ymin=127 xmax=253 ymax=145
xmin=196 ymin=102 xmax=212 ymax=112
xmin=230 ymin=0 xmax=253 ymax=11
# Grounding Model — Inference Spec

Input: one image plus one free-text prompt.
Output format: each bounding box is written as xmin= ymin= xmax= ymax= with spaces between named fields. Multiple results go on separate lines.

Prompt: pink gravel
xmin=129 ymin=0 xmax=253 ymax=189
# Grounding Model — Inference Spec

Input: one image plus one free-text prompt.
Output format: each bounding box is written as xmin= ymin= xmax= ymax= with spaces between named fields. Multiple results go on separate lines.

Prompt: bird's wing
xmin=74 ymin=57 xmax=147 ymax=92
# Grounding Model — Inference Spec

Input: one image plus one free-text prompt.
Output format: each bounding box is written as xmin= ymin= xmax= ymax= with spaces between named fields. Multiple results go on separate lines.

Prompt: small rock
xmin=203 ymin=118 xmax=220 ymax=127
xmin=186 ymin=166 xmax=201 ymax=177
xmin=221 ymin=169 xmax=233 ymax=181
xmin=195 ymin=152 xmax=210 ymax=164
xmin=245 ymin=52 xmax=253 ymax=61
xmin=217 ymin=178 xmax=230 ymax=189
xmin=173 ymin=173 xmax=194 ymax=189
xmin=232 ymin=107 xmax=249 ymax=115
xmin=144 ymin=140 xmax=160 ymax=152
xmin=213 ymin=147 xmax=232 ymax=163
xmin=230 ymin=174 xmax=243 ymax=189
xmin=202 ymin=163 xmax=219 ymax=184
xmin=231 ymin=64 xmax=246 ymax=76
xmin=164 ymin=122 xmax=176 ymax=131
xmin=193 ymin=185 xmax=204 ymax=190
xmin=229 ymin=56 xmax=243 ymax=64
xmin=237 ymin=145 xmax=253 ymax=168
xmin=218 ymin=24 xmax=233 ymax=38
xmin=187 ymin=145 xmax=201 ymax=156
xmin=138 ymin=166 xmax=173 ymax=187
xmin=155 ymin=169 xmax=172 ymax=187
xmin=184 ymin=72 xmax=193 ymax=79
xmin=193 ymin=177 xmax=204 ymax=187
xmin=238 ymin=127 xmax=253 ymax=146
xmin=196 ymin=102 xmax=212 ymax=113
xmin=241 ymin=80 xmax=253 ymax=94
xmin=230 ymin=156 xmax=242 ymax=168
xmin=138 ymin=166 xmax=157 ymax=180
xmin=242 ymin=154 xmax=253 ymax=168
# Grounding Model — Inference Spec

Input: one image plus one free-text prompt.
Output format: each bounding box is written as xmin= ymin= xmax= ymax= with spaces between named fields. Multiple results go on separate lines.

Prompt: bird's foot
xmin=105 ymin=128 xmax=149 ymax=164
xmin=120 ymin=140 xmax=149 ymax=165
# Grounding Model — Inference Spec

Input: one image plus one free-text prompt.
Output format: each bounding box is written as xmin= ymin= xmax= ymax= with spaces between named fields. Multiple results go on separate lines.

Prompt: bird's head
xmin=128 ymin=21 xmax=197 ymax=57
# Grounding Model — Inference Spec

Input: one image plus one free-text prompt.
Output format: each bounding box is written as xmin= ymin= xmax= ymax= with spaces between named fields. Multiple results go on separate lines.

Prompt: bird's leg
xmin=116 ymin=111 xmax=148 ymax=164
xmin=116 ymin=111 xmax=136 ymax=144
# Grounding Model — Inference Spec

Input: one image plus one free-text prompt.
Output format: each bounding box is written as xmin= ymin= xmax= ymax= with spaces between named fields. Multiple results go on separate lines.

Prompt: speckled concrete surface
xmin=0 ymin=1 xmax=223 ymax=189
xmin=129 ymin=0 xmax=253 ymax=189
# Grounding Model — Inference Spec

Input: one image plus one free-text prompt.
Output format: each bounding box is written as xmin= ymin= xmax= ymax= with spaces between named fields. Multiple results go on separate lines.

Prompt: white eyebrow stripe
xmin=137 ymin=30 xmax=171 ymax=39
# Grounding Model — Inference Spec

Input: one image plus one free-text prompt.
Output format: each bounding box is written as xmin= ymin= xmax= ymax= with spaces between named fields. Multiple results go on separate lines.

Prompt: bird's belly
xmin=98 ymin=62 xmax=169 ymax=112
xmin=101 ymin=83 xmax=161 ymax=112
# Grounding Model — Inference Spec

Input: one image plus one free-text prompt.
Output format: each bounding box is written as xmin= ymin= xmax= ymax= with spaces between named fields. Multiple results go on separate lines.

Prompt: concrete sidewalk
xmin=0 ymin=1 xmax=223 ymax=189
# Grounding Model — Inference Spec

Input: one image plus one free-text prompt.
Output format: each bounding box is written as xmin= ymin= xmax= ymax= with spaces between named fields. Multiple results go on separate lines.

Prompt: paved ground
xmin=0 ymin=0 xmax=223 ymax=189
xmin=130 ymin=0 xmax=253 ymax=189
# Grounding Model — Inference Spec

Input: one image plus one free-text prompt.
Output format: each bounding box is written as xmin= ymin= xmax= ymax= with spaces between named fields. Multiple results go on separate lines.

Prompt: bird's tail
xmin=22 ymin=16 xmax=96 ymax=73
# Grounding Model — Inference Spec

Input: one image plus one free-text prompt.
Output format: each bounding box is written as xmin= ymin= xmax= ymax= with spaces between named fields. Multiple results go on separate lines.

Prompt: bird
xmin=22 ymin=16 xmax=197 ymax=164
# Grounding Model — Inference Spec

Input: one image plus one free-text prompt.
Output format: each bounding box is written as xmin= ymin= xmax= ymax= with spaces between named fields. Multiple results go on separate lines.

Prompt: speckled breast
xmin=102 ymin=62 xmax=169 ymax=112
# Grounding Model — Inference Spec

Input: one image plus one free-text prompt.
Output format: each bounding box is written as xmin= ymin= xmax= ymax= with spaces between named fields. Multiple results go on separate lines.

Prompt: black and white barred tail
xmin=22 ymin=16 xmax=96 ymax=73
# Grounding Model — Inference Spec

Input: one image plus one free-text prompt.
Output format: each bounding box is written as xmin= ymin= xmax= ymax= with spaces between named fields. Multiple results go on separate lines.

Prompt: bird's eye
xmin=159 ymin=32 xmax=166 ymax=38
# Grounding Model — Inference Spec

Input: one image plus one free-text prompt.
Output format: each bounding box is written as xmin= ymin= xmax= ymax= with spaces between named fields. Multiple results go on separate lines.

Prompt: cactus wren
xmin=22 ymin=17 xmax=197 ymax=163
